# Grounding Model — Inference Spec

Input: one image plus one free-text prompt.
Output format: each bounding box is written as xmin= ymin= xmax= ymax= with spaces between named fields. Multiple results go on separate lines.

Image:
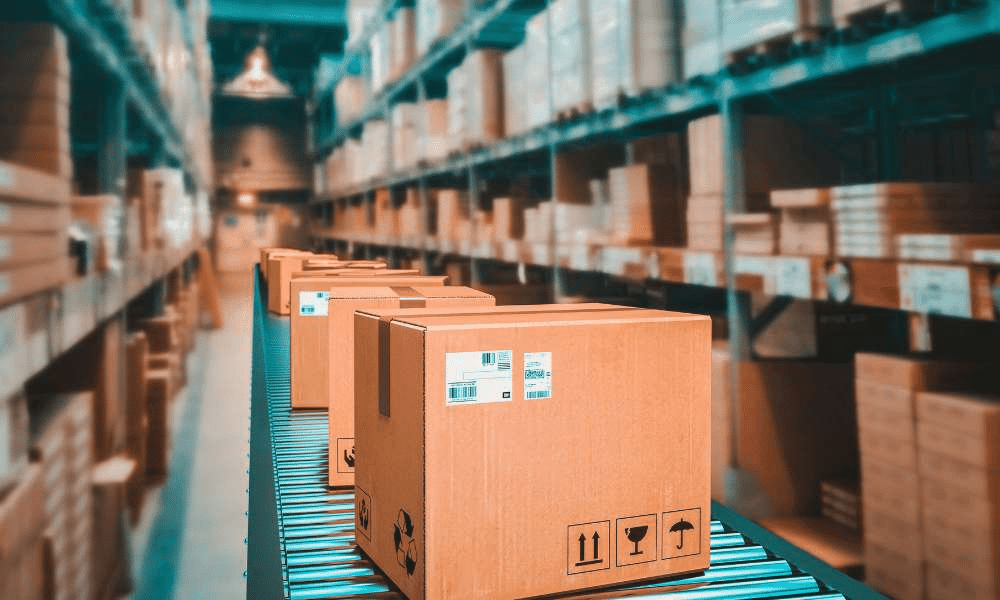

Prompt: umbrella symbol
xmin=669 ymin=518 xmax=695 ymax=550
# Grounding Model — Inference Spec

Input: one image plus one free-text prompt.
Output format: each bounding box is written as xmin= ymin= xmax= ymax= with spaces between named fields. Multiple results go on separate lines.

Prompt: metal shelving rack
xmin=247 ymin=268 xmax=886 ymax=600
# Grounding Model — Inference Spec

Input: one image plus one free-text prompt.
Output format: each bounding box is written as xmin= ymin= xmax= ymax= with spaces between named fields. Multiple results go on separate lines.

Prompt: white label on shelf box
xmin=898 ymin=264 xmax=972 ymax=318
xmin=446 ymin=350 xmax=513 ymax=406
xmin=734 ymin=256 xmax=770 ymax=276
xmin=0 ymin=203 xmax=9 ymax=226
xmin=299 ymin=291 xmax=330 ymax=317
xmin=684 ymin=253 xmax=718 ymax=287
xmin=972 ymin=249 xmax=1000 ymax=264
xmin=772 ymin=257 xmax=812 ymax=299
xmin=523 ymin=352 xmax=552 ymax=400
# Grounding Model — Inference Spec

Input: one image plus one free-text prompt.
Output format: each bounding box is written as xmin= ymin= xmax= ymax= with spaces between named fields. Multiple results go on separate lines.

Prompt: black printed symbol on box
xmin=662 ymin=508 xmax=701 ymax=560
xmin=616 ymin=514 xmax=657 ymax=567
xmin=337 ymin=438 xmax=355 ymax=473
xmin=356 ymin=487 xmax=372 ymax=541
xmin=567 ymin=521 xmax=610 ymax=575
xmin=394 ymin=509 xmax=418 ymax=576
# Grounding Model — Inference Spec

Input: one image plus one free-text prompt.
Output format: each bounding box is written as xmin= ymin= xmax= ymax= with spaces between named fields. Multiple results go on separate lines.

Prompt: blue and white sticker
xmin=524 ymin=352 xmax=552 ymax=400
xmin=445 ymin=350 xmax=512 ymax=406
xmin=299 ymin=291 xmax=330 ymax=317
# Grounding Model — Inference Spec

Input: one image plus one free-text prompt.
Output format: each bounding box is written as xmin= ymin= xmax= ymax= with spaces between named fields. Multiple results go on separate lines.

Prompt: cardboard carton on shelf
xmin=289 ymin=274 xmax=447 ymax=410
xmin=607 ymin=163 xmax=682 ymax=246
xmin=325 ymin=286 xmax=495 ymax=486
xmin=729 ymin=212 xmax=778 ymax=255
xmin=0 ymin=463 xmax=46 ymax=600
xmin=865 ymin=542 xmax=925 ymax=600
xmin=355 ymin=307 xmax=710 ymax=600
xmin=145 ymin=369 xmax=173 ymax=481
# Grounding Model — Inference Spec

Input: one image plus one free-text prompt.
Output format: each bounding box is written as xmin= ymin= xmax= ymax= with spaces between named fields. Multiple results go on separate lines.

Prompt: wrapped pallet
xmin=390 ymin=8 xmax=416 ymax=81
xmin=589 ymin=0 xmax=681 ymax=108
xmin=416 ymin=0 xmax=465 ymax=56
xmin=369 ymin=22 xmax=391 ymax=94
xmin=549 ymin=0 xmax=592 ymax=115
xmin=447 ymin=50 xmax=503 ymax=151
xmin=361 ymin=120 xmax=389 ymax=181
xmin=721 ymin=0 xmax=832 ymax=57
xmin=446 ymin=63 xmax=466 ymax=153
xmin=335 ymin=76 xmax=366 ymax=125
xmin=420 ymin=99 xmax=449 ymax=163
xmin=392 ymin=102 xmax=419 ymax=170
xmin=524 ymin=11 xmax=552 ymax=129
xmin=683 ymin=0 xmax=722 ymax=79
xmin=502 ymin=44 xmax=527 ymax=137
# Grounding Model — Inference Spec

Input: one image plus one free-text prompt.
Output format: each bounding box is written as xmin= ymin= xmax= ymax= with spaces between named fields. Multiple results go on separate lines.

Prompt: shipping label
xmin=299 ymin=291 xmax=329 ymax=317
xmin=523 ymin=352 xmax=552 ymax=400
xmin=898 ymin=264 xmax=972 ymax=318
xmin=445 ymin=350 xmax=512 ymax=406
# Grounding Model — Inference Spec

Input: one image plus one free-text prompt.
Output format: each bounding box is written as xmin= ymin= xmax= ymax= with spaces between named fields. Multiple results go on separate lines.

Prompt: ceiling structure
xmin=209 ymin=0 xmax=347 ymax=98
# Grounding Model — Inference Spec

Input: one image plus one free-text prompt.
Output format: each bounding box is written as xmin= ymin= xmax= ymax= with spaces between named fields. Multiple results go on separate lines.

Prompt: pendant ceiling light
xmin=222 ymin=44 xmax=294 ymax=99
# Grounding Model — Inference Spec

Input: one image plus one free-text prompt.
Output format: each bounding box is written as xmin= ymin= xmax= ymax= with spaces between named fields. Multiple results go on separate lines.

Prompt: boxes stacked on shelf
xmin=0 ymin=162 xmax=73 ymax=306
xmin=370 ymin=22 xmax=391 ymax=94
xmin=71 ymin=195 xmax=124 ymax=272
xmin=730 ymin=213 xmax=778 ymax=254
xmin=831 ymin=183 xmax=1000 ymax=259
xmin=683 ymin=0 xmax=722 ymax=79
xmin=820 ymin=479 xmax=861 ymax=532
xmin=373 ymin=189 xmax=399 ymax=239
xmin=523 ymin=11 xmax=552 ymax=130
xmin=0 ymin=23 xmax=72 ymax=180
xmin=91 ymin=456 xmax=135 ymax=600
xmin=419 ymin=99 xmax=449 ymax=163
xmin=354 ymin=306 xmax=710 ymax=598
xmin=916 ymin=390 xmax=1000 ymax=600
xmin=447 ymin=50 xmax=504 ymax=152
xmin=362 ymin=120 xmax=390 ymax=181
xmin=686 ymin=114 xmax=834 ymax=251
xmin=0 ymin=463 xmax=47 ymax=600
xmin=896 ymin=233 xmax=1000 ymax=261
xmin=30 ymin=392 xmax=95 ymax=600
xmin=771 ymin=188 xmax=833 ymax=256
xmin=491 ymin=197 xmax=524 ymax=242
xmin=335 ymin=76 xmax=367 ymax=126
xmin=0 ymin=391 xmax=29 ymax=496
xmin=347 ymin=0 xmax=379 ymax=45
xmin=125 ymin=332 xmax=149 ymax=522
xmin=552 ymin=202 xmax=595 ymax=244
xmin=607 ymin=163 xmax=681 ymax=245
xmin=720 ymin=0 xmax=832 ymax=59
xmin=549 ymin=0 xmax=593 ymax=115
xmin=398 ymin=189 xmax=423 ymax=242
xmin=390 ymin=8 xmax=417 ymax=81
xmin=523 ymin=201 xmax=554 ymax=244
xmin=854 ymin=353 xmax=991 ymax=600
xmin=588 ymin=0 xmax=681 ymax=108
xmin=436 ymin=190 xmax=469 ymax=243
xmin=392 ymin=103 xmax=420 ymax=170
xmin=416 ymin=0 xmax=465 ymax=57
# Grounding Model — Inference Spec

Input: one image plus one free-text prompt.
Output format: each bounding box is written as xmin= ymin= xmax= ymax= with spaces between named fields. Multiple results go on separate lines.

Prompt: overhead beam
xmin=211 ymin=0 xmax=346 ymax=27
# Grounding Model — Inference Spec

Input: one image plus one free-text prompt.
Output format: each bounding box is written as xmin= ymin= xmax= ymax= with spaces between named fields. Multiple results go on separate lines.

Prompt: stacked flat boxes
xmin=0 ymin=23 xmax=72 ymax=180
xmin=392 ymin=103 xmax=419 ymax=170
xmin=916 ymin=390 xmax=1000 ymax=600
xmin=390 ymin=8 xmax=417 ymax=81
xmin=335 ymin=76 xmax=367 ymax=126
xmin=447 ymin=50 xmax=504 ymax=152
xmin=0 ymin=464 xmax=47 ymax=600
xmin=30 ymin=392 xmax=95 ymax=600
xmin=855 ymin=354 xmax=988 ymax=600
xmin=831 ymin=183 xmax=1000 ymax=258
xmin=588 ymin=0 xmax=681 ymax=108
xmin=771 ymin=188 xmax=834 ymax=256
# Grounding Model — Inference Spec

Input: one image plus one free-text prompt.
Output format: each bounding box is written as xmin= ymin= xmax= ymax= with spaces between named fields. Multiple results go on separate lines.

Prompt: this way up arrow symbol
xmin=592 ymin=532 xmax=600 ymax=560
xmin=578 ymin=534 xmax=586 ymax=563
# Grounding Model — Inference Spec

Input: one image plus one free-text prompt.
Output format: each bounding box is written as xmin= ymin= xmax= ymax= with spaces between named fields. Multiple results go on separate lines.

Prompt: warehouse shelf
xmin=247 ymin=268 xmax=886 ymax=600
xmin=310 ymin=231 xmax=1000 ymax=321
xmin=44 ymin=0 xmax=210 ymax=189
xmin=314 ymin=0 xmax=1000 ymax=161
xmin=317 ymin=0 xmax=406 ymax=101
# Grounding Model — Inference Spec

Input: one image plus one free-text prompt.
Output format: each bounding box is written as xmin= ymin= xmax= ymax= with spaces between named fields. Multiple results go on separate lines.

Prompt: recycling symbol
xmin=358 ymin=497 xmax=369 ymax=531
xmin=393 ymin=509 xmax=418 ymax=576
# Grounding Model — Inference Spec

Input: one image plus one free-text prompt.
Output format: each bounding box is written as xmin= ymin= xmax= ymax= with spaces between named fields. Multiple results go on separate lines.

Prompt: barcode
xmin=448 ymin=384 xmax=477 ymax=401
xmin=481 ymin=352 xmax=496 ymax=366
xmin=301 ymin=306 xmax=315 ymax=315
xmin=498 ymin=351 xmax=512 ymax=371
xmin=525 ymin=369 xmax=546 ymax=380
xmin=527 ymin=390 xmax=551 ymax=399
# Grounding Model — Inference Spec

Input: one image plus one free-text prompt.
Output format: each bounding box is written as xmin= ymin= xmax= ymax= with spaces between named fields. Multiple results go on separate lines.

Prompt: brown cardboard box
xmin=138 ymin=308 xmax=181 ymax=354
xmin=91 ymin=456 xmax=134 ymax=600
xmin=0 ymin=257 xmax=72 ymax=305
xmin=855 ymin=353 xmax=989 ymax=391
xmin=325 ymin=286 xmax=495 ymax=486
xmin=923 ymin=522 xmax=1000 ymax=588
xmin=859 ymin=459 xmax=921 ymax=525
xmin=916 ymin=391 xmax=1000 ymax=438
xmin=0 ymin=463 xmax=45 ymax=567
xmin=864 ymin=543 xmax=924 ymax=600
xmin=920 ymin=474 xmax=1000 ymax=535
xmin=607 ymin=163 xmax=681 ymax=245
xmin=0 ymin=232 xmax=65 ymax=267
xmin=918 ymin=450 xmax=1000 ymax=501
xmin=917 ymin=421 xmax=1000 ymax=469
xmin=266 ymin=252 xmax=314 ymax=314
xmin=289 ymin=274 xmax=447 ymax=410
xmin=354 ymin=308 xmax=710 ymax=599
xmin=0 ymin=199 xmax=70 ymax=233
xmin=491 ymin=197 xmax=524 ymax=241
xmin=927 ymin=562 xmax=1000 ymax=600
xmin=475 ymin=283 xmax=553 ymax=306
xmin=864 ymin=510 xmax=923 ymax=560
xmin=146 ymin=369 xmax=172 ymax=480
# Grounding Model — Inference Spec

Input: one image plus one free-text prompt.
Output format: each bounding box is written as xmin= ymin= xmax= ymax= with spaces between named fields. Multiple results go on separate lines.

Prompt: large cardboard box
xmin=289 ymin=274 xmax=447 ymax=410
xmin=326 ymin=286 xmax=495 ymax=485
xmin=266 ymin=252 xmax=314 ymax=314
xmin=354 ymin=307 xmax=710 ymax=599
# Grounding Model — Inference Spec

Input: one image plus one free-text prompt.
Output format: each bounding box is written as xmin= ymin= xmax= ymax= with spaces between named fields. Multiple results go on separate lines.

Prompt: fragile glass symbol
xmin=625 ymin=526 xmax=648 ymax=555
xmin=576 ymin=531 xmax=603 ymax=566
xmin=670 ymin=518 xmax=695 ymax=549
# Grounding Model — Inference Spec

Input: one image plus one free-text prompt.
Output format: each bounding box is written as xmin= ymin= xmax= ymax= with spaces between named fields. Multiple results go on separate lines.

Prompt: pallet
xmin=725 ymin=27 xmax=826 ymax=68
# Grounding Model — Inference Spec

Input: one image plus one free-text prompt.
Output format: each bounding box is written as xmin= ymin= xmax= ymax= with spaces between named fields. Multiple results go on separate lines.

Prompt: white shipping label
xmin=299 ymin=291 xmax=329 ymax=317
xmin=524 ymin=352 xmax=552 ymax=400
xmin=445 ymin=350 xmax=513 ymax=406
xmin=683 ymin=252 xmax=718 ymax=287
xmin=773 ymin=257 xmax=812 ymax=299
xmin=898 ymin=264 xmax=972 ymax=318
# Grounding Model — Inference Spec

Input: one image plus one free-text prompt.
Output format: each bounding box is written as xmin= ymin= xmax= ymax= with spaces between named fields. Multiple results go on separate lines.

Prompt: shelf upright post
xmin=466 ymin=38 xmax=485 ymax=286
xmin=416 ymin=75 xmax=434 ymax=273
xmin=543 ymin=0 xmax=566 ymax=300
xmin=876 ymin=84 xmax=901 ymax=181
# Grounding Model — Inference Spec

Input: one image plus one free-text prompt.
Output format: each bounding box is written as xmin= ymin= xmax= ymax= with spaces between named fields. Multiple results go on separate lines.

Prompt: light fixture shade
xmin=222 ymin=45 xmax=294 ymax=99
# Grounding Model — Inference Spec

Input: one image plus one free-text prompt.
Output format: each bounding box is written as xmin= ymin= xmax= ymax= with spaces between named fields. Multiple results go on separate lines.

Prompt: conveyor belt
xmin=247 ymin=270 xmax=885 ymax=600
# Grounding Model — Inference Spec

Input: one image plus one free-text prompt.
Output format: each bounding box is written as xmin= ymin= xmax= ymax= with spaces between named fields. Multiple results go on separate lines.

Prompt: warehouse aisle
xmin=130 ymin=272 xmax=253 ymax=600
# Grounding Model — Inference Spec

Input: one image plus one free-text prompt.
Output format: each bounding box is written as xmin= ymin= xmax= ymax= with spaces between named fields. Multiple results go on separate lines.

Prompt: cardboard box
xmin=917 ymin=421 xmax=1000 ymax=469
xmin=0 ymin=463 xmax=45 ymax=567
xmin=918 ymin=450 xmax=1000 ymax=501
xmin=916 ymin=391 xmax=1000 ymax=438
xmin=855 ymin=353 xmax=989 ymax=391
xmin=864 ymin=542 xmax=924 ymax=600
xmin=920 ymin=474 xmax=1000 ymax=536
xmin=146 ymin=369 xmax=172 ymax=480
xmin=289 ymin=274 xmax=448 ymax=410
xmin=266 ymin=252 xmax=315 ymax=314
xmin=927 ymin=562 xmax=1000 ymax=600
xmin=354 ymin=307 xmax=710 ymax=599
xmin=0 ymin=199 xmax=69 ymax=233
xmin=324 ymin=286 xmax=495 ymax=485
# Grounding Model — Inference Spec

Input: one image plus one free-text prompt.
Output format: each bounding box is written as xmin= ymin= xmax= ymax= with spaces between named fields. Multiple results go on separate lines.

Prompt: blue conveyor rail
xmin=247 ymin=268 xmax=886 ymax=600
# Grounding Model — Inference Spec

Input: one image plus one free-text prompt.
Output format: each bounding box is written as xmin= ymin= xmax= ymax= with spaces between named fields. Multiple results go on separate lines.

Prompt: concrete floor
xmin=129 ymin=272 xmax=253 ymax=600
